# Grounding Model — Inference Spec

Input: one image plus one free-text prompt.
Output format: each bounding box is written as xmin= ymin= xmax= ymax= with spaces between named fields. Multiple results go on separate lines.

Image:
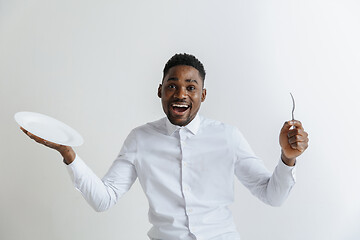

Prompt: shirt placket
xmin=179 ymin=128 xmax=201 ymax=240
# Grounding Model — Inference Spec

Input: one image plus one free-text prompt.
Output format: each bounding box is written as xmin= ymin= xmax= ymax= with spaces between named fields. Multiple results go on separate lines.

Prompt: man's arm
xmin=234 ymin=120 xmax=309 ymax=206
xmin=19 ymin=127 xmax=137 ymax=212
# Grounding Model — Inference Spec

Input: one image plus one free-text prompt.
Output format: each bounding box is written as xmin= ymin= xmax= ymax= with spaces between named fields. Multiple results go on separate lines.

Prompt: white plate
xmin=15 ymin=111 xmax=84 ymax=146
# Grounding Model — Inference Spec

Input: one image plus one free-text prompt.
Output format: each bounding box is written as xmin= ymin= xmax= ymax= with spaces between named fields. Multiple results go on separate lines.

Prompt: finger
xmin=288 ymin=135 xmax=299 ymax=144
xmin=290 ymin=141 xmax=308 ymax=152
xmin=33 ymin=135 xmax=45 ymax=144
xmin=296 ymin=141 xmax=308 ymax=152
xmin=290 ymin=120 xmax=304 ymax=130
xmin=26 ymin=131 xmax=37 ymax=139
xmin=280 ymin=121 xmax=293 ymax=137
xmin=26 ymin=131 xmax=34 ymax=138
xmin=20 ymin=126 xmax=27 ymax=133
xmin=25 ymin=131 xmax=45 ymax=144
xmin=44 ymin=140 xmax=58 ymax=148
xmin=282 ymin=121 xmax=292 ymax=131
xmin=19 ymin=127 xmax=62 ymax=149
xmin=287 ymin=128 xmax=299 ymax=138
xmin=288 ymin=129 xmax=308 ymax=138
xmin=290 ymin=142 xmax=296 ymax=150
xmin=288 ymin=134 xmax=308 ymax=144
xmin=20 ymin=127 xmax=32 ymax=137
xmin=281 ymin=120 xmax=304 ymax=133
xmin=31 ymin=135 xmax=54 ymax=147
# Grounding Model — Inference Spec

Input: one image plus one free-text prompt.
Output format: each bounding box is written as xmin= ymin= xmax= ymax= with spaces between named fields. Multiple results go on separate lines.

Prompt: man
xmin=22 ymin=53 xmax=309 ymax=240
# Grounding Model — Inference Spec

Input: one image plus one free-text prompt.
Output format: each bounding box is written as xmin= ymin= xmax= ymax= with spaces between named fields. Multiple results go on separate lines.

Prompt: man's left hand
xmin=279 ymin=120 xmax=309 ymax=166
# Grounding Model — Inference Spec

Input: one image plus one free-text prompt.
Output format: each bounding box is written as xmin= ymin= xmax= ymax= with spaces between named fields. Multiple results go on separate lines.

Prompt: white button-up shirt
xmin=66 ymin=115 xmax=296 ymax=240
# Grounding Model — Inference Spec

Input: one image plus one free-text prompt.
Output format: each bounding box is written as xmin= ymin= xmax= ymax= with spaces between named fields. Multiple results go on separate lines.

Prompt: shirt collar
xmin=165 ymin=115 xmax=201 ymax=136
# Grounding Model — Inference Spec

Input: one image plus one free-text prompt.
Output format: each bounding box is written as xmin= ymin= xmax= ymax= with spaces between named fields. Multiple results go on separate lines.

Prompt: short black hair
xmin=163 ymin=53 xmax=206 ymax=82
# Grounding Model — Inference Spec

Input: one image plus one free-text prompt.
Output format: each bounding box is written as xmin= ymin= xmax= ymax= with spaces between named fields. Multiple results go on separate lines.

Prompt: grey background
xmin=1 ymin=0 xmax=359 ymax=239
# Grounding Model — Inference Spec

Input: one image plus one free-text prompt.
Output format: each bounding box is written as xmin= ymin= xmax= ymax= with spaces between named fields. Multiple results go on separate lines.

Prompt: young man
xmin=22 ymin=53 xmax=309 ymax=240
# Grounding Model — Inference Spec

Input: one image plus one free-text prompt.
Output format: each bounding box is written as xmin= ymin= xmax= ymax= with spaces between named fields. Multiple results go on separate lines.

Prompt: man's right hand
xmin=20 ymin=127 xmax=76 ymax=164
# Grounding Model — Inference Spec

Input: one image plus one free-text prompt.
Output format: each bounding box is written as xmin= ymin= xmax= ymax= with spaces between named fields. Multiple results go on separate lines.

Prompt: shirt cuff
xmin=65 ymin=154 xmax=88 ymax=183
xmin=277 ymin=158 xmax=297 ymax=183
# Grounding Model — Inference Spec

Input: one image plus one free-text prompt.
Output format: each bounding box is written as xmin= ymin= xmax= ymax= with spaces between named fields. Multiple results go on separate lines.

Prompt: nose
xmin=174 ymin=86 xmax=187 ymax=99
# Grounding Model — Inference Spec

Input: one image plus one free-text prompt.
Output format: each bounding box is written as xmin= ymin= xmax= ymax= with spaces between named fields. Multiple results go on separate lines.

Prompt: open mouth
xmin=171 ymin=103 xmax=190 ymax=114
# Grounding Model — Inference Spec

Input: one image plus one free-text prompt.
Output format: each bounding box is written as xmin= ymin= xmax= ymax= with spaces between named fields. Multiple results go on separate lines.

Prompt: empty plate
xmin=15 ymin=111 xmax=84 ymax=146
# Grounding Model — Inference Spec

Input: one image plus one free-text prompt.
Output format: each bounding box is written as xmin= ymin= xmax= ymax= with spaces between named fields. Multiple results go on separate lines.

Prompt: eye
xmin=187 ymin=86 xmax=196 ymax=91
xmin=167 ymin=84 xmax=176 ymax=89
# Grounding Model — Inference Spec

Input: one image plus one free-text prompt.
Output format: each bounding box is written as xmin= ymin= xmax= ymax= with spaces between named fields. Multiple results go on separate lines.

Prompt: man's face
xmin=158 ymin=65 xmax=206 ymax=126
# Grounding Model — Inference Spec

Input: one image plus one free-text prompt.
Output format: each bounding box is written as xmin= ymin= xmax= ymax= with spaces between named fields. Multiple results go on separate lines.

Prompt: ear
xmin=158 ymin=84 xmax=162 ymax=98
xmin=201 ymin=88 xmax=207 ymax=102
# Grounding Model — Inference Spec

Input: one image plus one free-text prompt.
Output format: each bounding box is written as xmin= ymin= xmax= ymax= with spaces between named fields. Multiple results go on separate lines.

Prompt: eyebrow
xmin=167 ymin=77 xmax=199 ymax=85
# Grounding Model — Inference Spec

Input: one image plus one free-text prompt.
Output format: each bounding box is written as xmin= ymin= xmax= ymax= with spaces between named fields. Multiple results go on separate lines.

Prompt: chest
xmin=134 ymin=130 xmax=235 ymax=189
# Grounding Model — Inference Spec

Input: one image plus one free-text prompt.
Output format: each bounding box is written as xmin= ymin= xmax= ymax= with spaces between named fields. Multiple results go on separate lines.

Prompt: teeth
xmin=172 ymin=104 xmax=189 ymax=108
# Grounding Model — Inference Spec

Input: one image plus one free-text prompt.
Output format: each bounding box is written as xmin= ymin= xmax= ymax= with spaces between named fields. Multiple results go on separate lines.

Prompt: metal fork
xmin=290 ymin=92 xmax=295 ymax=121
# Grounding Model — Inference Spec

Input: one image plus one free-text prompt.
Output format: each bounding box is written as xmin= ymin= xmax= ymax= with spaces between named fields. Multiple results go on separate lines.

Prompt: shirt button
xmin=187 ymin=208 xmax=193 ymax=212
xmin=183 ymin=162 xmax=187 ymax=167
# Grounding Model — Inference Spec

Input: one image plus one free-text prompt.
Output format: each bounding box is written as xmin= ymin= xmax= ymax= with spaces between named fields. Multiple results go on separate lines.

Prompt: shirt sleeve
xmin=232 ymin=127 xmax=296 ymax=206
xmin=66 ymin=130 xmax=138 ymax=212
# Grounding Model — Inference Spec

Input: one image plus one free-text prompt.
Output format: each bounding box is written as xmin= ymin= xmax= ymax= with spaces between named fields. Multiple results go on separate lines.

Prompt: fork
xmin=290 ymin=92 xmax=295 ymax=121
